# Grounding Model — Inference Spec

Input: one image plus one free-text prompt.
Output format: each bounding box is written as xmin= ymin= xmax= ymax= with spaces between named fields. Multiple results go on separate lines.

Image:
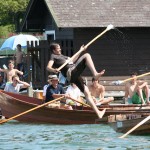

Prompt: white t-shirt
xmin=43 ymin=84 xmax=50 ymax=96
xmin=66 ymin=85 xmax=81 ymax=104
xmin=4 ymin=83 xmax=23 ymax=93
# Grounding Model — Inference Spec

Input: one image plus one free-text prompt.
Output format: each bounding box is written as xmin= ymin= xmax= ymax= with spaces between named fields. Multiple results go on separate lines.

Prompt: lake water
xmin=0 ymin=121 xmax=150 ymax=150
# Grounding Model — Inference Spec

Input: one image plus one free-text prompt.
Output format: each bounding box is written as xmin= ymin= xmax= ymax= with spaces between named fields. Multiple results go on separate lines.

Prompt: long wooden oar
xmin=69 ymin=97 xmax=91 ymax=107
xmin=119 ymin=115 xmax=150 ymax=138
xmin=0 ymin=96 xmax=64 ymax=124
xmin=112 ymin=72 xmax=150 ymax=85
xmin=57 ymin=24 xmax=114 ymax=71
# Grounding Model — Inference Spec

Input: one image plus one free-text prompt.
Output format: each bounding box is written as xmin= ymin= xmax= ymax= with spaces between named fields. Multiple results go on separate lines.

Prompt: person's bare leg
xmin=137 ymin=88 xmax=145 ymax=104
xmin=144 ymin=86 xmax=150 ymax=104
xmin=100 ymin=97 xmax=114 ymax=105
xmin=77 ymin=53 xmax=105 ymax=80
xmin=84 ymin=85 xmax=106 ymax=118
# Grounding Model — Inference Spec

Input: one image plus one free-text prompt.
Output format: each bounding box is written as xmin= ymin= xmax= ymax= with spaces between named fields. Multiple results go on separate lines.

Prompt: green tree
xmin=0 ymin=0 xmax=29 ymax=33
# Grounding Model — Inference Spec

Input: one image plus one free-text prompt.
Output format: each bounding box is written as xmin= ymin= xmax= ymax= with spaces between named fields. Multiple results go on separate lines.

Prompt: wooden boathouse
xmin=19 ymin=0 xmax=150 ymax=90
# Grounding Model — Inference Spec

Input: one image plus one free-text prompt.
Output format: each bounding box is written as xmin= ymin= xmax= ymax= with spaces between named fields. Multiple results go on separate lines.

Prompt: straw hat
xmin=47 ymin=75 xmax=59 ymax=82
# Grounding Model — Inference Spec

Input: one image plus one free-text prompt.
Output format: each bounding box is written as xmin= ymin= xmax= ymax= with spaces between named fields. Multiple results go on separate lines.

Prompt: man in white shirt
xmin=4 ymin=75 xmax=30 ymax=93
xmin=66 ymin=83 xmax=82 ymax=105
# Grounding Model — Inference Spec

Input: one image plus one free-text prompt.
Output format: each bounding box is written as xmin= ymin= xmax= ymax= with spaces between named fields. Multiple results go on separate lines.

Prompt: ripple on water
xmin=0 ymin=123 xmax=150 ymax=150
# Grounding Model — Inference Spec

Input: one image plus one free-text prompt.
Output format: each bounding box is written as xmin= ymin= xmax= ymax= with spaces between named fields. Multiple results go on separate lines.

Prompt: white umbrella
xmin=0 ymin=34 xmax=39 ymax=50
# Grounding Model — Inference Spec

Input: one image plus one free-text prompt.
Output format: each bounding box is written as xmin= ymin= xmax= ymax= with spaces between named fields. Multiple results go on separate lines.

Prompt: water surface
xmin=0 ymin=121 xmax=150 ymax=150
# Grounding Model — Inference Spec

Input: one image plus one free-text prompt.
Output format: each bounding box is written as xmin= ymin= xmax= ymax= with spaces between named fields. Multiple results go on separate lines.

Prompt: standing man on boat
xmin=89 ymin=77 xmax=114 ymax=106
xmin=124 ymin=72 xmax=150 ymax=104
xmin=47 ymin=43 xmax=106 ymax=118
xmin=4 ymin=75 xmax=30 ymax=93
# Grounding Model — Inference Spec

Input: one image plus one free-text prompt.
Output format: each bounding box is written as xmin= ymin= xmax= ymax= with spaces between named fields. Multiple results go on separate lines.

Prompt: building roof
xmin=22 ymin=0 xmax=150 ymax=29
xmin=44 ymin=0 xmax=150 ymax=27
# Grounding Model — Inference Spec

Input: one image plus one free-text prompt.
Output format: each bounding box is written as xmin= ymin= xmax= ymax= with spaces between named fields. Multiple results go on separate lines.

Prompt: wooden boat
xmin=0 ymin=90 xmax=150 ymax=124
xmin=109 ymin=114 xmax=150 ymax=135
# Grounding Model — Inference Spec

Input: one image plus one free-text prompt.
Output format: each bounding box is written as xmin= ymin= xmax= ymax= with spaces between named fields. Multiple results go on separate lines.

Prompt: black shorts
xmin=70 ymin=58 xmax=86 ymax=93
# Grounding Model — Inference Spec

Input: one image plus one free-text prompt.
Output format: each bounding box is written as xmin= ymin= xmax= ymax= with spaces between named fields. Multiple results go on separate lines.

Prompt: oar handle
xmin=122 ymin=72 xmax=150 ymax=83
xmin=0 ymin=96 xmax=64 ymax=124
xmin=57 ymin=49 xmax=83 ymax=71
xmin=57 ymin=25 xmax=113 ymax=71
xmin=112 ymin=72 xmax=150 ymax=85
xmin=85 ymin=28 xmax=110 ymax=48
xmin=69 ymin=97 xmax=91 ymax=107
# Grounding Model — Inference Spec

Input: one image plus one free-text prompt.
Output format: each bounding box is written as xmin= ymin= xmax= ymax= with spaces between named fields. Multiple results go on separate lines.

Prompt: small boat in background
xmin=108 ymin=114 xmax=150 ymax=135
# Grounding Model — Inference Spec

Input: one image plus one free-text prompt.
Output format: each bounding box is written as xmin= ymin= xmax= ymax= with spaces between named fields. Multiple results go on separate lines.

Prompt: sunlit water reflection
xmin=0 ymin=121 xmax=150 ymax=150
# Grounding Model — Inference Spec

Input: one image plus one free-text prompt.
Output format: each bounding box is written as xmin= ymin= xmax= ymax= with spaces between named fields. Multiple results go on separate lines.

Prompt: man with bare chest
xmin=0 ymin=60 xmax=23 ymax=82
xmin=124 ymin=72 xmax=150 ymax=104
xmin=88 ymin=77 xmax=114 ymax=105
xmin=13 ymin=44 xmax=26 ymax=71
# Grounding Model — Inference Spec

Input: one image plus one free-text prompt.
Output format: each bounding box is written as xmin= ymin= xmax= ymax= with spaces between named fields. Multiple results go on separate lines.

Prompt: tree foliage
xmin=0 ymin=0 xmax=29 ymax=25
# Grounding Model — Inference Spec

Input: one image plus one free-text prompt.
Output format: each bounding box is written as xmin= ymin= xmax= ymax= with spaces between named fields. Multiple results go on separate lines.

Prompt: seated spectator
xmin=66 ymin=83 xmax=83 ymax=106
xmin=88 ymin=77 xmax=114 ymax=106
xmin=43 ymin=75 xmax=53 ymax=100
xmin=45 ymin=75 xmax=72 ymax=110
xmin=0 ymin=60 xmax=23 ymax=83
xmin=4 ymin=75 xmax=30 ymax=93
xmin=124 ymin=72 xmax=150 ymax=104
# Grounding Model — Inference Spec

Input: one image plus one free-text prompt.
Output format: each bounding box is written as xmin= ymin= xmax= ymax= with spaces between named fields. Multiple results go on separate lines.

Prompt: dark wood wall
xmin=74 ymin=27 xmax=150 ymax=76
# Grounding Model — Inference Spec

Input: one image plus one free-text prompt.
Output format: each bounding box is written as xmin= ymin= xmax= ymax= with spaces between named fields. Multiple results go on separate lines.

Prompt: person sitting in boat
xmin=43 ymin=75 xmax=53 ymax=100
xmin=65 ymin=83 xmax=83 ymax=106
xmin=124 ymin=72 xmax=150 ymax=104
xmin=88 ymin=77 xmax=114 ymax=106
xmin=45 ymin=75 xmax=73 ymax=110
xmin=0 ymin=60 xmax=23 ymax=83
xmin=4 ymin=75 xmax=30 ymax=93
xmin=47 ymin=42 xmax=106 ymax=118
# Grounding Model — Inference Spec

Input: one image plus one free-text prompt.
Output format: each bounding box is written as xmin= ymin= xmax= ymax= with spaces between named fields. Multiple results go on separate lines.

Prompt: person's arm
xmin=16 ymin=69 xmax=23 ymax=75
xmin=99 ymin=85 xmax=105 ymax=101
xmin=18 ymin=79 xmax=30 ymax=89
xmin=137 ymin=80 xmax=148 ymax=89
xmin=0 ymin=68 xmax=6 ymax=73
xmin=124 ymin=84 xmax=129 ymax=103
xmin=124 ymin=84 xmax=129 ymax=97
xmin=20 ymin=82 xmax=30 ymax=88
xmin=47 ymin=60 xmax=60 ymax=74
xmin=52 ymin=85 xmax=70 ymax=99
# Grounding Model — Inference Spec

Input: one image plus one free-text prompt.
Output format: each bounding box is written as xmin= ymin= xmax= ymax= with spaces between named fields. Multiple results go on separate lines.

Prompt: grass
xmin=0 ymin=24 xmax=16 ymax=55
